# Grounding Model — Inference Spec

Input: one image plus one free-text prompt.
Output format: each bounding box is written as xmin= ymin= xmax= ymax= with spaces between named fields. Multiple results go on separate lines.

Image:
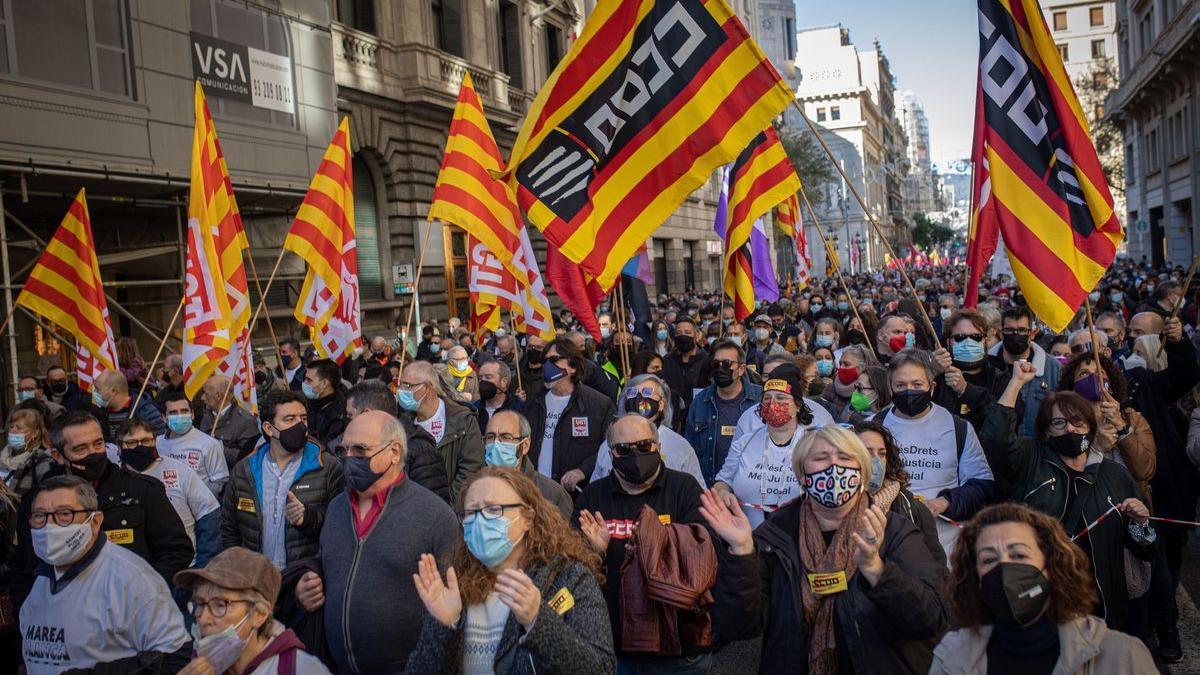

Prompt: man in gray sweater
xmin=296 ymin=410 xmax=459 ymax=673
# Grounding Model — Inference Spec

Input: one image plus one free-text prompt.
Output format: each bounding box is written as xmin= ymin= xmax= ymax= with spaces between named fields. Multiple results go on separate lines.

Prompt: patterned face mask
xmin=802 ymin=464 xmax=863 ymax=509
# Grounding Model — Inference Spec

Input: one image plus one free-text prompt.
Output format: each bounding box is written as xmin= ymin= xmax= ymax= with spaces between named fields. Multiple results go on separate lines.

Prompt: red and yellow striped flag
xmin=284 ymin=117 xmax=362 ymax=362
xmin=965 ymin=0 xmax=1122 ymax=331
xmin=429 ymin=73 xmax=528 ymax=287
xmin=16 ymin=189 xmax=118 ymax=392
xmin=505 ymin=0 xmax=795 ymax=292
xmin=183 ymin=83 xmax=256 ymax=410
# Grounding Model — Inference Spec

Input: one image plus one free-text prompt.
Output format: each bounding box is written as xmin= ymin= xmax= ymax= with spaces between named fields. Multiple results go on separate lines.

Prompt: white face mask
xmin=1123 ymin=353 xmax=1148 ymax=371
xmin=754 ymin=327 xmax=771 ymax=342
xmin=32 ymin=514 xmax=95 ymax=566
xmin=192 ymin=613 xmax=252 ymax=674
xmin=453 ymin=359 xmax=470 ymax=371
xmin=940 ymin=307 xmax=954 ymax=320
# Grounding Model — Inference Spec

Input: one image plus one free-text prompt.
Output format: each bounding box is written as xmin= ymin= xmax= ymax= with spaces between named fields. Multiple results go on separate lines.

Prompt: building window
xmin=784 ymin=18 xmax=795 ymax=60
xmin=0 ymin=0 xmax=132 ymax=97
xmin=497 ymin=0 xmax=522 ymax=89
xmin=1168 ymin=108 xmax=1188 ymax=162
xmin=830 ymin=105 xmax=841 ymax=121
xmin=351 ymin=156 xmax=384 ymax=299
xmin=1056 ymin=43 xmax=1069 ymax=62
xmin=1089 ymin=6 xmax=1104 ymax=26
xmin=336 ymin=0 xmax=375 ymax=34
xmin=1124 ymin=142 xmax=1134 ymax=182
xmin=190 ymin=0 xmax=295 ymax=127
xmin=1138 ymin=8 xmax=1155 ymax=55
xmin=1091 ymin=39 xmax=1105 ymax=59
xmin=1053 ymin=11 xmax=1067 ymax=31
xmin=1092 ymin=71 xmax=1109 ymax=88
xmin=544 ymin=23 xmax=563 ymax=73
xmin=432 ymin=0 xmax=463 ymax=57
xmin=1144 ymin=127 xmax=1160 ymax=173
xmin=816 ymin=107 xmax=826 ymax=122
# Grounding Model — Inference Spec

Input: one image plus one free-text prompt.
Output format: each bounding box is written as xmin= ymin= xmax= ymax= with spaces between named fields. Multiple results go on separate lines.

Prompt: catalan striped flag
xmin=284 ymin=118 xmax=362 ymax=362
xmin=715 ymin=127 xmax=800 ymax=319
xmin=429 ymin=73 xmax=528 ymax=287
xmin=505 ymin=0 xmax=795 ymax=292
xmin=775 ymin=194 xmax=811 ymax=290
xmin=183 ymin=83 xmax=256 ymax=410
xmin=16 ymin=189 xmax=119 ymax=392
xmin=966 ymin=0 xmax=1122 ymax=331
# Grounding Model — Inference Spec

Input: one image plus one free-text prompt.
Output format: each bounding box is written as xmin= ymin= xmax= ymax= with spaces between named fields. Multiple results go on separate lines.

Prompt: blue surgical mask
xmin=815 ymin=334 xmax=834 ymax=348
xmin=543 ymin=359 xmax=567 ymax=385
xmin=868 ymin=455 xmax=885 ymax=493
xmin=16 ymin=390 xmax=34 ymax=403
xmin=464 ymin=514 xmax=522 ymax=568
xmin=91 ymin=390 xmax=108 ymax=408
xmin=836 ymin=301 xmax=850 ymax=312
xmin=811 ymin=302 xmax=824 ymax=313
xmin=816 ymin=359 xmax=834 ymax=377
xmin=905 ymin=332 xmax=916 ymax=349
xmin=485 ymin=440 xmax=521 ymax=468
xmin=7 ymin=432 xmax=25 ymax=450
xmin=302 ymin=382 xmax=319 ymax=400
xmin=397 ymin=388 xmax=421 ymax=411
xmin=656 ymin=329 xmax=669 ymax=341
xmin=952 ymin=338 xmax=985 ymax=364
xmin=166 ymin=414 xmax=193 ymax=435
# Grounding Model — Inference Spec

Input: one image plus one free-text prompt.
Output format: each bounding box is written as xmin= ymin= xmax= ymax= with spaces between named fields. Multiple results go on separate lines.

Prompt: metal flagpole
xmin=793 ymin=100 xmax=943 ymax=350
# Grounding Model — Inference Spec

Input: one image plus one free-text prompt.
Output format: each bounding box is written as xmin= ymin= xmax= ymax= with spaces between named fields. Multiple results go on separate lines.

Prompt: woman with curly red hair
xmin=931 ymin=502 xmax=1155 ymax=673
xmin=405 ymin=466 xmax=613 ymax=674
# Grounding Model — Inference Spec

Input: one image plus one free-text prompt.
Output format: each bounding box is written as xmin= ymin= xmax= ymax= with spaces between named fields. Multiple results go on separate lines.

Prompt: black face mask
xmin=623 ymin=395 xmax=662 ymax=422
xmin=48 ymin=381 xmax=69 ymax=395
xmin=674 ymin=335 xmax=695 ymax=353
xmin=807 ymin=379 xmax=826 ymax=397
xmin=272 ymin=423 xmax=309 ymax=454
xmin=612 ymin=449 xmax=662 ymax=485
xmin=67 ymin=452 xmax=109 ymax=482
xmin=845 ymin=329 xmax=867 ymax=346
xmin=478 ymin=380 xmax=499 ymax=402
xmin=980 ymin=562 xmax=1050 ymax=627
xmin=892 ymin=389 xmax=932 ymax=417
xmin=1002 ymin=333 xmax=1031 ymax=355
xmin=713 ymin=365 xmax=736 ymax=388
xmin=1047 ymin=431 xmax=1090 ymax=458
xmin=525 ymin=348 xmax=545 ymax=366
xmin=121 ymin=446 xmax=157 ymax=472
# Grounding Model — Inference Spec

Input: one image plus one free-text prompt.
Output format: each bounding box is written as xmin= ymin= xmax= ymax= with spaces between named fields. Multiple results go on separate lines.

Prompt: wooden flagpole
xmin=797 ymin=183 xmax=869 ymax=349
xmin=397 ymin=222 xmax=437 ymax=373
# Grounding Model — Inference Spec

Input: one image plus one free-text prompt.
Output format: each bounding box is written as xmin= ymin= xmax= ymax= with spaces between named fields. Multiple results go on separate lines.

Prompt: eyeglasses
xmin=29 ymin=508 xmax=93 ymax=529
xmin=544 ymin=353 xmax=567 ymax=363
xmin=119 ymin=439 xmax=155 ymax=450
xmin=1001 ymin=328 xmax=1031 ymax=337
xmin=951 ymin=333 xmax=985 ymax=343
xmin=624 ymin=385 xmax=657 ymax=399
xmin=710 ymin=358 xmax=741 ymax=369
xmin=1048 ymin=416 xmax=1086 ymax=431
xmin=398 ymin=381 xmax=426 ymax=391
xmin=459 ymin=503 xmax=525 ymax=524
xmin=338 ymin=442 xmax=391 ymax=459
xmin=483 ymin=433 xmax=526 ymax=444
xmin=611 ymin=439 xmax=657 ymax=456
xmin=189 ymin=597 xmax=254 ymax=619
xmin=1070 ymin=343 xmax=1092 ymax=355
xmin=853 ymin=383 xmax=875 ymax=394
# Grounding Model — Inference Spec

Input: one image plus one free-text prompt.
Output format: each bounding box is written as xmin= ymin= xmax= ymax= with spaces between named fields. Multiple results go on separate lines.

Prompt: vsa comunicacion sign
xmin=190 ymin=32 xmax=295 ymax=115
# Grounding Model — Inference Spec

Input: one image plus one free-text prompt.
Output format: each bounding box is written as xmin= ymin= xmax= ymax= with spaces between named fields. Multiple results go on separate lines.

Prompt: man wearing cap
xmin=747 ymin=314 xmax=789 ymax=368
xmin=20 ymin=475 xmax=191 ymax=674
xmin=175 ymin=547 xmax=329 ymax=674
xmin=295 ymin=410 xmax=458 ymax=673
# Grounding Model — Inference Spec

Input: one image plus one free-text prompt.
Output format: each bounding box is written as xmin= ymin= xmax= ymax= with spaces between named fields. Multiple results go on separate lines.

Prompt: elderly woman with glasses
xmin=589 ymin=374 xmax=704 ymax=486
xmin=176 ymin=547 xmax=329 ymax=674
xmin=980 ymin=361 xmax=1156 ymax=633
xmin=703 ymin=425 xmax=947 ymax=673
xmin=406 ymin=466 xmax=614 ymax=674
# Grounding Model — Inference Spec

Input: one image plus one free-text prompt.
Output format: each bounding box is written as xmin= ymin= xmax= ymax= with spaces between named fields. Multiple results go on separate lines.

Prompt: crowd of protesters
xmin=1 ymin=256 xmax=1197 ymax=674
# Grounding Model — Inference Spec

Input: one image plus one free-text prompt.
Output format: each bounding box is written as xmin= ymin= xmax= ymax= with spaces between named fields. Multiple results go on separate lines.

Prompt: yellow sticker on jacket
xmin=807 ymin=571 xmax=848 ymax=595
xmin=720 ymin=425 xmax=736 ymax=436
xmin=237 ymin=498 xmax=256 ymax=513
xmin=548 ymin=588 xmax=575 ymax=615
xmin=657 ymin=514 xmax=672 ymax=525
xmin=106 ymin=528 xmax=134 ymax=545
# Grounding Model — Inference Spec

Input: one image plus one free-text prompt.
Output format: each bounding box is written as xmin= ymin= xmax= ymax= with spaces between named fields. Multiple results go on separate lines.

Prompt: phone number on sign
xmin=252 ymin=80 xmax=292 ymax=104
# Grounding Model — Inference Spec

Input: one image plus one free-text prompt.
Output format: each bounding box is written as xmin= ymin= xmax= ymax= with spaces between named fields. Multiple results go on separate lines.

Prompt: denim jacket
xmin=685 ymin=378 xmax=762 ymax=486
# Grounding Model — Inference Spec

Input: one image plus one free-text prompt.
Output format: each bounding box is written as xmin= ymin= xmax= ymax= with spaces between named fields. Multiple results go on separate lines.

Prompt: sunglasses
xmin=710 ymin=358 xmax=741 ymax=369
xmin=951 ymin=333 xmax=985 ymax=342
xmin=611 ymin=439 xmax=657 ymax=456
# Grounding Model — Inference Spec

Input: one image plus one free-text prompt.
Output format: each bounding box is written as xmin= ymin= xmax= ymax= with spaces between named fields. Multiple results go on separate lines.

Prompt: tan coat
xmin=930 ymin=615 xmax=1156 ymax=675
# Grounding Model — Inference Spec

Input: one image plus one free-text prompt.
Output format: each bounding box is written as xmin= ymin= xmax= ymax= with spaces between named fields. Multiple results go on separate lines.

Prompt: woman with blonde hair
xmin=931 ymin=502 xmax=1155 ymax=674
xmin=0 ymin=408 xmax=54 ymax=496
xmin=406 ymin=466 xmax=614 ymax=674
xmin=704 ymin=424 xmax=947 ymax=673
xmin=117 ymin=336 xmax=147 ymax=389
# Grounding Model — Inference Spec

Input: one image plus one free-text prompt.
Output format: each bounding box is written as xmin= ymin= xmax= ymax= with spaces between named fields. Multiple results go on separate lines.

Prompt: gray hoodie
xmin=929 ymin=615 xmax=1155 ymax=674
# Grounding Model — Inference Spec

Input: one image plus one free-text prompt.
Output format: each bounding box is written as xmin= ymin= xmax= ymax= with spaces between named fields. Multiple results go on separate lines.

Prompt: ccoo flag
xmin=505 ymin=0 xmax=795 ymax=292
xmin=284 ymin=118 xmax=362 ymax=362
xmin=16 ymin=189 xmax=119 ymax=392
xmin=965 ymin=0 xmax=1122 ymax=331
